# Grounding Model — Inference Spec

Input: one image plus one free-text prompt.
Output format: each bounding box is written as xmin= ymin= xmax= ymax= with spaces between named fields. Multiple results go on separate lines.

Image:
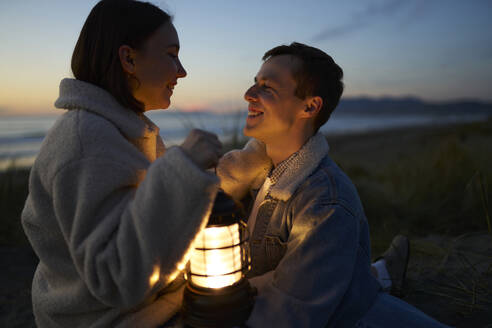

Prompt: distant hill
xmin=334 ymin=97 xmax=492 ymax=116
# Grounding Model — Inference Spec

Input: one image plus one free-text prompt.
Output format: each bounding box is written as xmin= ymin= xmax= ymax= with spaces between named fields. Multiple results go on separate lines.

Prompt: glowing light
xmin=149 ymin=265 xmax=160 ymax=287
xmin=190 ymin=223 xmax=242 ymax=288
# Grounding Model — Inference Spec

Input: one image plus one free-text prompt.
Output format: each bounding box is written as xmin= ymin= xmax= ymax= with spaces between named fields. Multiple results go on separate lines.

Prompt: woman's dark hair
xmin=263 ymin=42 xmax=344 ymax=133
xmin=71 ymin=0 xmax=172 ymax=113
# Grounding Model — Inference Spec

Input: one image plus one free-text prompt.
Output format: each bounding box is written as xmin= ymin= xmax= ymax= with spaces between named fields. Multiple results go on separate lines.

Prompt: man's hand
xmin=180 ymin=129 xmax=223 ymax=169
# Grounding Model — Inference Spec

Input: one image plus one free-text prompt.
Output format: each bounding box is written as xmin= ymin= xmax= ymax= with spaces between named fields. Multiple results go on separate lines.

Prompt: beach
xmin=328 ymin=119 xmax=492 ymax=326
xmin=1 ymin=118 xmax=491 ymax=327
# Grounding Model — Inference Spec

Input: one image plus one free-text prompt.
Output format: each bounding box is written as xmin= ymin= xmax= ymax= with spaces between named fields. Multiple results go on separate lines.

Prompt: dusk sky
xmin=1 ymin=0 xmax=491 ymax=115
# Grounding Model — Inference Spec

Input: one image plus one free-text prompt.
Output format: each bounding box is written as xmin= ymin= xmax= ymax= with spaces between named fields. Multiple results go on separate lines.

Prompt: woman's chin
xmin=144 ymin=100 xmax=171 ymax=112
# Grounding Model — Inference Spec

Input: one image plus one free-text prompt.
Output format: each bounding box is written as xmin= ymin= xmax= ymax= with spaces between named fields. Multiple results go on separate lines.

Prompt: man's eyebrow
xmin=166 ymin=44 xmax=180 ymax=51
xmin=255 ymin=75 xmax=278 ymax=85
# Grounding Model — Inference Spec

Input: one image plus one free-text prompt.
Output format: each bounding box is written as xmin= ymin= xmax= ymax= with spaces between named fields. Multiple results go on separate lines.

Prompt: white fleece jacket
xmin=216 ymin=138 xmax=272 ymax=201
xmin=21 ymin=78 xmax=219 ymax=328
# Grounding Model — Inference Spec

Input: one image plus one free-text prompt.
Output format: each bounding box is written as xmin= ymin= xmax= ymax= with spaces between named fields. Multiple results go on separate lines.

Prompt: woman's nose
xmin=177 ymin=59 xmax=187 ymax=78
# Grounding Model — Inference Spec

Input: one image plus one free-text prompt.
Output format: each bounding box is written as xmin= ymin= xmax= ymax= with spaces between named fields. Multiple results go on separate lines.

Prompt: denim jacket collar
xmin=269 ymin=133 xmax=329 ymax=201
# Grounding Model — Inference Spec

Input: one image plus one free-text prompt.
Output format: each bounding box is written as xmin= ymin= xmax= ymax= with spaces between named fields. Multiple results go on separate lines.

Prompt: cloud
xmin=312 ymin=0 xmax=424 ymax=41
xmin=312 ymin=21 xmax=370 ymax=41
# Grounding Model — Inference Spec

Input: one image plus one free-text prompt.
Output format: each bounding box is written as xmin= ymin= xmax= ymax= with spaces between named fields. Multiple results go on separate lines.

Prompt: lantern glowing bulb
xmin=190 ymin=223 xmax=242 ymax=288
xmin=182 ymin=191 xmax=255 ymax=328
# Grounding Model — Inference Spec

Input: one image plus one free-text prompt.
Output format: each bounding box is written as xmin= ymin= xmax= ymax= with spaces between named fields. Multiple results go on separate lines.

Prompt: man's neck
xmin=265 ymin=128 xmax=315 ymax=167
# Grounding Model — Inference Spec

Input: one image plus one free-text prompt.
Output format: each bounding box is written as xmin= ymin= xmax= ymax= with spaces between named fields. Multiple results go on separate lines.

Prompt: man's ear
xmin=119 ymin=45 xmax=137 ymax=74
xmin=301 ymin=96 xmax=323 ymax=118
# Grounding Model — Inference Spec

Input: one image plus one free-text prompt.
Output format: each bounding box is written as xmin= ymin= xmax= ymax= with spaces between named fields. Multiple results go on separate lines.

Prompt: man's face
xmin=243 ymin=55 xmax=306 ymax=143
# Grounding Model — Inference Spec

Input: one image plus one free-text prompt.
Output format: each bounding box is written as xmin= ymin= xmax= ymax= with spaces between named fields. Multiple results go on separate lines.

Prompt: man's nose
xmin=244 ymin=85 xmax=257 ymax=102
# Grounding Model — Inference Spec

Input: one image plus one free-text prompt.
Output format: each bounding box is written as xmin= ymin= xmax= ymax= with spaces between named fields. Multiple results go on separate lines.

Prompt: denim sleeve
xmin=246 ymin=201 xmax=360 ymax=328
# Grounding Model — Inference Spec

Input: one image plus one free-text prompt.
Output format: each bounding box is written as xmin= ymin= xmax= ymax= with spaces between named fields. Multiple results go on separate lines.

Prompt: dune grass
xmin=0 ymin=165 xmax=30 ymax=246
xmin=1 ymin=119 xmax=491 ymax=326
xmin=328 ymin=119 xmax=492 ymax=326
xmin=1 ymin=120 xmax=490 ymax=248
xmin=406 ymin=233 xmax=492 ymax=325
xmin=330 ymin=120 xmax=492 ymax=255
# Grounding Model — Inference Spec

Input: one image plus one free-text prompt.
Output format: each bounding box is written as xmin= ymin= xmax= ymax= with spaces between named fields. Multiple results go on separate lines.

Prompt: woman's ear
xmin=301 ymin=96 xmax=323 ymax=118
xmin=119 ymin=45 xmax=136 ymax=74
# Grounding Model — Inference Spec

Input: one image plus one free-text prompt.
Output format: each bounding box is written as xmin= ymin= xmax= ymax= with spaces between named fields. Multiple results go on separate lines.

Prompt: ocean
xmin=0 ymin=110 xmax=489 ymax=170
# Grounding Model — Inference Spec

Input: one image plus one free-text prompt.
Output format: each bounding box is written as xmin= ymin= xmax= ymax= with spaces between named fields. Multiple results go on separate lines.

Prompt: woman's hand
xmin=180 ymin=129 xmax=223 ymax=169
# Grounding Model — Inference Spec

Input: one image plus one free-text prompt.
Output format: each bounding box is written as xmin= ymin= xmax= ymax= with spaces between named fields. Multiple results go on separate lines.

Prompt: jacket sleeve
xmin=51 ymin=146 xmax=219 ymax=308
xmin=246 ymin=197 xmax=360 ymax=328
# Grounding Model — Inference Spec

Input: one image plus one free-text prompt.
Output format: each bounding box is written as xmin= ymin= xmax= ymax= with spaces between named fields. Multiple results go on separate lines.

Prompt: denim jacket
xmin=217 ymin=133 xmax=381 ymax=328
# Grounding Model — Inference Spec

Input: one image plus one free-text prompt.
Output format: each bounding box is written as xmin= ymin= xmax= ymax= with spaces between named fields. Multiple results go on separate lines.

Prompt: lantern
xmin=182 ymin=191 xmax=255 ymax=328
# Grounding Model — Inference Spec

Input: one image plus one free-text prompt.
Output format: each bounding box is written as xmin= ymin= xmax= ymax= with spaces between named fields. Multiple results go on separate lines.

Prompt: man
xmin=217 ymin=42 xmax=448 ymax=327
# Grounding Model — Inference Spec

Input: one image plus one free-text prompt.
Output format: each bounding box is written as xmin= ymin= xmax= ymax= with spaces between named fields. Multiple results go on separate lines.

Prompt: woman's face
xmin=130 ymin=22 xmax=187 ymax=111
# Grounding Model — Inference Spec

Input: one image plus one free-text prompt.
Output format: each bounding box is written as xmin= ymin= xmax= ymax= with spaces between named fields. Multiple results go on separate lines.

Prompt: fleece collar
xmin=55 ymin=78 xmax=159 ymax=141
xmin=269 ymin=133 xmax=329 ymax=201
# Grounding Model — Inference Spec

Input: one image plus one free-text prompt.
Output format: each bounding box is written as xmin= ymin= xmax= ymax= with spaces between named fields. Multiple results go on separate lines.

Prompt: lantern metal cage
xmin=182 ymin=191 xmax=255 ymax=328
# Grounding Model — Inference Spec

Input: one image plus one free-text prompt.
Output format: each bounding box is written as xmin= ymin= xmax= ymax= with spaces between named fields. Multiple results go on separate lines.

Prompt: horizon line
xmin=2 ymin=95 xmax=492 ymax=117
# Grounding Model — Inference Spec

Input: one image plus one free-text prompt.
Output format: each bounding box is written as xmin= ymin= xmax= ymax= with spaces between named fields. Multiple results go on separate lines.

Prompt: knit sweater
xmin=21 ymin=78 xmax=219 ymax=327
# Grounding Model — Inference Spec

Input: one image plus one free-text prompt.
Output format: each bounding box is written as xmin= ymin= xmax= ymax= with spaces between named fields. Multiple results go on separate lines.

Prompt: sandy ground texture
xmin=2 ymin=233 xmax=491 ymax=327
xmin=404 ymin=233 xmax=492 ymax=327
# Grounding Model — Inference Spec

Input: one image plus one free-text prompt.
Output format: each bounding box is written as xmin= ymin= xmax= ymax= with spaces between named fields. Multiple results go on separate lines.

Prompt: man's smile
xmin=247 ymin=105 xmax=264 ymax=118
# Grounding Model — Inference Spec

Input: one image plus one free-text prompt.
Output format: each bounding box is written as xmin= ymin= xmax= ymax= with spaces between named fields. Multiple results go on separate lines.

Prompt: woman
xmin=21 ymin=1 xmax=221 ymax=327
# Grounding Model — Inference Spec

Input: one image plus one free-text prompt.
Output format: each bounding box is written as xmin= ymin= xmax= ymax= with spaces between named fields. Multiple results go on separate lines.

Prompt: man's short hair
xmin=263 ymin=42 xmax=344 ymax=132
